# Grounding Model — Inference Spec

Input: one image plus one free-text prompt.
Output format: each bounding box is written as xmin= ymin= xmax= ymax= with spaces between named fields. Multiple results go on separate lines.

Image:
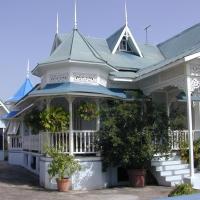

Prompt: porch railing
xmin=8 ymin=136 xmax=22 ymax=150
xmin=8 ymin=130 xmax=98 ymax=154
xmin=169 ymin=130 xmax=200 ymax=150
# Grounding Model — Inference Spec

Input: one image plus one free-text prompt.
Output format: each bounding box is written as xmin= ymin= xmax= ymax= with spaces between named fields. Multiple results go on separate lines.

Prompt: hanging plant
xmin=40 ymin=107 xmax=70 ymax=133
xmin=78 ymin=102 xmax=99 ymax=121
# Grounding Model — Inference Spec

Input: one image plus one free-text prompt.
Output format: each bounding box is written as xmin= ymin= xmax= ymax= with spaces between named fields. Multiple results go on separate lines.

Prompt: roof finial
xmin=74 ymin=0 xmax=78 ymax=30
xmin=27 ymin=59 xmax=30 ymax=79
xmin=56 ymin=12 xmax=59 ymax=34
xmin=125 ymin=1 xmax=128 ymax=27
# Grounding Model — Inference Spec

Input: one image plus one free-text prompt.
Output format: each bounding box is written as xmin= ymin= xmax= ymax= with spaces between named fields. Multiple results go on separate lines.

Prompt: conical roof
xmin=7 ymin=78 xmax=33 ymax=103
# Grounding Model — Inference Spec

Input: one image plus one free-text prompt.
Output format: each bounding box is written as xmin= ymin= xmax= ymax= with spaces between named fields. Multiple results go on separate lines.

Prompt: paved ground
xmin=0 ymin=161 xmax=172 ymax=200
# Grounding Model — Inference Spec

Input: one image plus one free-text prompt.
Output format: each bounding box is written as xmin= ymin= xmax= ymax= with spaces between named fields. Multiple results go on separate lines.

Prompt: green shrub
xmin=168 ymin=183 xmax=197 ymax=197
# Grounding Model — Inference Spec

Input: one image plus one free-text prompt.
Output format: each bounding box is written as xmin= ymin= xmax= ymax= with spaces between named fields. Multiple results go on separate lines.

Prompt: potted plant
xmin=46 ymin=146 xmax=81 ymax=192
xmin=98 ymin=100 xmax=170 ymax=187
xmin=78 ymin=102 xmax=99 ymax=121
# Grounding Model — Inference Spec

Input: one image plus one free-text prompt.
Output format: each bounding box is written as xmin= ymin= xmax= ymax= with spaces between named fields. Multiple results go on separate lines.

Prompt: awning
xmin=7 ymin=120 xmax=20 ymax=135
xmin=29 ymin=82 xmax=126 ymax=99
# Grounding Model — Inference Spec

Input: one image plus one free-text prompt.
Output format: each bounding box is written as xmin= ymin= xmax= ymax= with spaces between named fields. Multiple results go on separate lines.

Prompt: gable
xmin=107 ymin=25 xmax=143 ymax=57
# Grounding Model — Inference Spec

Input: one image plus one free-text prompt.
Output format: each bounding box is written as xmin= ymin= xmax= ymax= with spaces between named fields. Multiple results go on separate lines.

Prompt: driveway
xmin=0 ymin=161 xmax=171 ymax=200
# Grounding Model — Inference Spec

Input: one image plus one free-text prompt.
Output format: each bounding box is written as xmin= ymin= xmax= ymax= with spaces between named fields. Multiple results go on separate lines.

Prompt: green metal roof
xmin=29 ymin=82 xmax=126 ymax=99
xmin=33 ymin=23 xmax=200 ymax=80
xmin=158 ymin=23 xmax=200 ymax=59
xmin=34 ymin=27 xmax=164 ymax=76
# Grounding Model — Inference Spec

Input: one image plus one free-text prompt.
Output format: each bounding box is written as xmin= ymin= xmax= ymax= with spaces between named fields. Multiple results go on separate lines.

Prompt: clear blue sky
xmin=1 ymin=0 xmax=200 ymax=100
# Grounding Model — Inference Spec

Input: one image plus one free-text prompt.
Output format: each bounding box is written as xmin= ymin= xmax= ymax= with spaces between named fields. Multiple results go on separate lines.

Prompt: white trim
xmin=112 ymin=26 xmax=143 ymax=57
xmin=184 ymin=52 xmax=200 ymax=62
xmin=29 ymin=92 xmax=123 ymax=99
xmin=15 ymin=104 xmax=34 ymax=117
xmin=68 ymin=59 xmax=118 ymax=72
xmin=126 ymin=26 xmax=143 ymax=57
xmin=112 ymin=28 xmax=126 ymax=54
xmin=0 ymin=100 xmax=9 ymax=113
xmin=111 ymin=77 xmax=134 ymax=82
xmin=32 ymin=59 xmax=118 ymax=76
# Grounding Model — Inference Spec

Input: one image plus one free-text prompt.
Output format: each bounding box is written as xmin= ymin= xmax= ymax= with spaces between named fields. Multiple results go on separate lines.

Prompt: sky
xmin=1 ymin=0 xmax=200 ymax=100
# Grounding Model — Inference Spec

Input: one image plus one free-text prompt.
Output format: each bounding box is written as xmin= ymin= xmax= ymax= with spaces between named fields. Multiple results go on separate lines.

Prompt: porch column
xmin=2 ymin=128 xmax=4 ymax=155
xmin=68 ymin=97 xmax=74 ymax=155
xmin=186 ymin=65 xmax=194 ymax=177
xmin=96 ymin=99 xmax=100 ymax=131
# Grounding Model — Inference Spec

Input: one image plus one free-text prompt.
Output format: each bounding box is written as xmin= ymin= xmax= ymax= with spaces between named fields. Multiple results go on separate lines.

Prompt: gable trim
xmin=112 ymin=26 xmax=143 ymax=57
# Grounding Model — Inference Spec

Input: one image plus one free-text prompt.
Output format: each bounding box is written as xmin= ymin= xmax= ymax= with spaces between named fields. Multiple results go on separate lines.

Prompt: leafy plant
xmin=46 ymin=147 xmax=81 ymax=180
xmin=40 ymin=107 xmax=69 ymax=133
xmin=24 ymin=108 xmax=43 ymax=134
xmin=169 ymin=105 xmax=186 ymax=130
xmin=98 ymin=100 xmax=170 ymax=170
xmin=78 ymin=102 xmax=99 ymax=121
xmin=168 ymin=183 xmax=197 ymax=197
xmin=179 ymin=138 xmax=200 ymax=168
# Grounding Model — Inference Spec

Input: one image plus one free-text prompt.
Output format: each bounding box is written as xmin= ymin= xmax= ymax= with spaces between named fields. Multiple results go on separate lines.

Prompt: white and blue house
xmin=5 ymin=3 xmax=200 ymax=190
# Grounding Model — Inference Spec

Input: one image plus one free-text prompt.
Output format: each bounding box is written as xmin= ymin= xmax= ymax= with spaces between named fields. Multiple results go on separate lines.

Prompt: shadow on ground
xmin=0 ymin=161 xmax=39 ymax=188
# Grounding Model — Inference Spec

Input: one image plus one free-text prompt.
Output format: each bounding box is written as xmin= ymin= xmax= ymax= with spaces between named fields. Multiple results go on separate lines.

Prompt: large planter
xmin=56 ymin=178 xmax=71 ymax=192
xmin=128 ymin=169 xmax=146 ymax=187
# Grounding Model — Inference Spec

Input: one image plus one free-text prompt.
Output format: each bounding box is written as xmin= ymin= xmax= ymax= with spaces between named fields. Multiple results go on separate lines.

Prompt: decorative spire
xmin=56 ymin=12 xmax=59 ymax=34
xmin=74 ymin=0 xmax=78 ymax=30
xmin=125 ymin=1 xmax=128 ymax=27
xmin=26 ymin=59 xmax=30 ymax=79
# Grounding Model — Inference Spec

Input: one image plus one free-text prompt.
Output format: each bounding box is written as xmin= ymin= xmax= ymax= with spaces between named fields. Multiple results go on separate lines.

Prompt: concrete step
xmin=151 ymin=160 xmax=183 ymax=166
xmin=171 ymin=180 xmax=183 ymax=187
xmin=164 ymin=164 xmax=189 ymax=171
xmin=160 ymin=168 xmax=190 ymax=176
xmin=156 ymin=164 xmax=189 ymax=171
xmin=165 ymin=175 xmax=182 ymax=182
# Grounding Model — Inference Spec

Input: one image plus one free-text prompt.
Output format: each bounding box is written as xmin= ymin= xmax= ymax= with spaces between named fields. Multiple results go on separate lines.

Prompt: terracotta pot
xmin=56 ymin=178 xmax=71 ymax=192
xmin=128 ymin=169 xmax=146 ymax=187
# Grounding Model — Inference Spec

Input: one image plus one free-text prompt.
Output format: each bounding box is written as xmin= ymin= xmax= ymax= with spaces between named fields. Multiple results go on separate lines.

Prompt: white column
xmin=186 ymin=64 xmax=194 ymax=177
xmin=96 ymin=99 xmax=100 ymax=131
xmin=68 ymin=97 xmax=74 ymax=155
xmin=2 ymin=128 xmax=4 ymax=156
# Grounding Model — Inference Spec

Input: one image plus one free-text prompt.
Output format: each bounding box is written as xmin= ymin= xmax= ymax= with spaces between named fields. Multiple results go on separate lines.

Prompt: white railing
xmin=9 ymin=130 xmax=98 ymax=154
xmin=73 ymin=131 xmax=96 ymax=154
xmin=170 ymin=130 xmax=200 ymax=150
xmin=48 ymin=130 xmax=97 ymax=154
xmin=9 ymin=136 xmax=22 ymax=150
xmin=23 ymin=135 xmax=41 ymax=152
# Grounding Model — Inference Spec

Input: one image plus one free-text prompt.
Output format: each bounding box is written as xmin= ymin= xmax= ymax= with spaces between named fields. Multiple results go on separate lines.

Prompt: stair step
xmin=174 ymin=169 xmax=190 ymax=175
xmin=171 ymin=180 xmax=183 ymax=186
xmin=151 ymin=160 xmax=183 ymax=166
xmin=165 ymin=175 xmax=182 ymax=182
xmin=164 ymin=164 xmax=189 ymax=171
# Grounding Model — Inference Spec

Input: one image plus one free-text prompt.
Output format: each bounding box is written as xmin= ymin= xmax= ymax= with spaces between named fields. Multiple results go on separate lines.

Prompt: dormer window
xmin=107 ymin=25 xmax=143 ymax=57
xmin=119 ymin=36 xmax=132 ymax=52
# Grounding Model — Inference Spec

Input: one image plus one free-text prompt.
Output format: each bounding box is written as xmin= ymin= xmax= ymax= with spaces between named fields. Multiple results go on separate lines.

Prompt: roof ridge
xmin=157 ymin=22 xmax=200 ymax=47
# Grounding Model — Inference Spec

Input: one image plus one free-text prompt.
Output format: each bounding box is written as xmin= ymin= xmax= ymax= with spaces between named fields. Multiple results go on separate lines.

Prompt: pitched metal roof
xmin=29 ymin=82 xmax=126 ymax=99
xmin=7 ymin=78 xmax=33 ymax=103
xmin=158 ymin=23 xmax=200 ymax=59
xmin=33 ymin=28 xmax=164 ymax=76
xmin=107 ymin=25 xmax=125 ymax=51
